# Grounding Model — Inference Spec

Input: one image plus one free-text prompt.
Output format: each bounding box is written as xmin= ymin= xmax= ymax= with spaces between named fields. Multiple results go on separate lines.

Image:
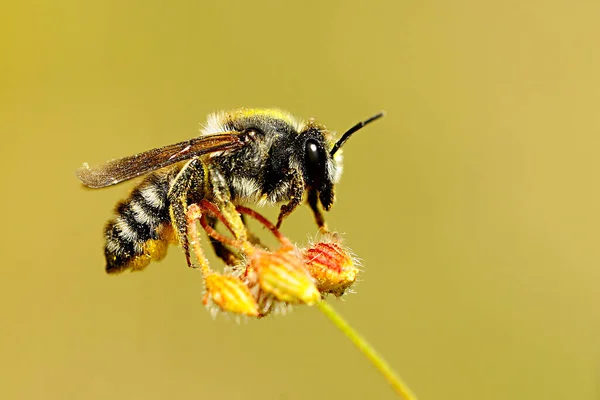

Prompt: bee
xmin=76 ymin=108 xmax=384 ymax=273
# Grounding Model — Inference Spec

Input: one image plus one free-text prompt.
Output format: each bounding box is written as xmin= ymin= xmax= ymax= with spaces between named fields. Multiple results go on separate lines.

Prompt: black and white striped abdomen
xmin=104 ymin=172 xmax=174 ymax=273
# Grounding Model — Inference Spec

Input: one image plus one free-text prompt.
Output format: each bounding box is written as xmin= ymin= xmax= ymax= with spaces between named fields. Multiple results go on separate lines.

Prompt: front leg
xmin=308 ymin=189 xmax=328 ymax=231
xmin=276 ymin=175 xmax=305 ymax=229
xmin=167 ymin=157 xmax=207 ymax=269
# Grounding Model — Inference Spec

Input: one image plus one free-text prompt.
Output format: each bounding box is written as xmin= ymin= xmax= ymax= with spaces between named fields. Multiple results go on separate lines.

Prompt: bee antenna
xmin=330 ymin=111 xmax=385 ymax=156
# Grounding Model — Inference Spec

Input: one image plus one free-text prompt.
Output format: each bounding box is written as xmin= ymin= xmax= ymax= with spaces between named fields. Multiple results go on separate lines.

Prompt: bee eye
xmin=305 ymin=139 xmax=326 ymax=188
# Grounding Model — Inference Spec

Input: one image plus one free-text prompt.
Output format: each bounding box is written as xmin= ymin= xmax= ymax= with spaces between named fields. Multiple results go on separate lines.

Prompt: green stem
xmin=316 ymin=301 xmax=417 ymax=400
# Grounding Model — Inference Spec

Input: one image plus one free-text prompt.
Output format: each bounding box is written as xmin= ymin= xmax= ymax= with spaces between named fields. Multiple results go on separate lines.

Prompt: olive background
xmin=1 ymin=1 xmax=599 ymax=399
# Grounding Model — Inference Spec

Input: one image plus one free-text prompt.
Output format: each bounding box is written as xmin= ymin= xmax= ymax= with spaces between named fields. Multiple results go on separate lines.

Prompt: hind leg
xmin=167 ymin=157 xmax=208 ymax=269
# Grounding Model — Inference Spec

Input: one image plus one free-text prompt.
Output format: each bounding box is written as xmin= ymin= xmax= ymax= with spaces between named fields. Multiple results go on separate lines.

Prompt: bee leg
xmin=308 ymin=189 xmax=328 ymax=231
xmin=207 ymin=165 xmax=247 ymax=240
xmin=241 ymin=214 xmax=267 ymax=247
xmin=167 ymin=157 xmax=207 ymax=269
xmin=276 ymin=175 xmax=305 ymax=229
xmin=207 ymin=214 xmax=267 ymax=267
xmin=205 ymin=215 xmax=243 ymax=266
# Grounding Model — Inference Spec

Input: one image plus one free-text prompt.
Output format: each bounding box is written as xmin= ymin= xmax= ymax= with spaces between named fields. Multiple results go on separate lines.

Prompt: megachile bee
xmin=76 ymin=108 xmax=384 ymax=273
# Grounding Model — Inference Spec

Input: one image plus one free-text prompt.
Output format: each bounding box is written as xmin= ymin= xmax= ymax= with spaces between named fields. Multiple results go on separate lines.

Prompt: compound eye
xmin=305 ymin=139 xmax=326 ymax=188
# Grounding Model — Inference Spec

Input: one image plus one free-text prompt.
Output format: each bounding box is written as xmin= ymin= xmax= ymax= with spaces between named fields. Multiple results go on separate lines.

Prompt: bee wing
xmin=76 ymin=132 xmax=247 ymax=188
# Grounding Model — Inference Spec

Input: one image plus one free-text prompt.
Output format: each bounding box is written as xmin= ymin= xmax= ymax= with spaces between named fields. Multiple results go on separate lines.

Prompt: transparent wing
xmin=75 ymin=132 xmax=247 ymax=188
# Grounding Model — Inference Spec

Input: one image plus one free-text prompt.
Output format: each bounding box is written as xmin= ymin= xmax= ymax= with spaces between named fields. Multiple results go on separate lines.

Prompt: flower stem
xmin=316 ymin=301 xmax=417 ymax=400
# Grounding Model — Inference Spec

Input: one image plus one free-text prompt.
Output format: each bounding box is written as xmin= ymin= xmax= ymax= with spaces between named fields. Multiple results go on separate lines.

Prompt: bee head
xmin=301 ymin=128 xmax=338 ymax=211
xmin=300 ymin=111 xmax=385 ymax=211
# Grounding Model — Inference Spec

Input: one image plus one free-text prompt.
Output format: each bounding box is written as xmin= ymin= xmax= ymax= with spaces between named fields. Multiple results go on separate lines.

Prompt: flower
xmin=302 ymin=235 xmax=360 ymax=297
xmin=203 ymin=272 xmax=260 ymax=317
xmin=189 ymin=200 xmax=359 ymax=317
xmin=248 ymin=248 xmax=321 ymax=306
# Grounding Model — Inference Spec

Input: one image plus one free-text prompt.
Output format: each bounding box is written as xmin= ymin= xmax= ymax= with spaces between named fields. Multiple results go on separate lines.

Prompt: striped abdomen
xmin=104 ymin=172 xmax=177 ymax=273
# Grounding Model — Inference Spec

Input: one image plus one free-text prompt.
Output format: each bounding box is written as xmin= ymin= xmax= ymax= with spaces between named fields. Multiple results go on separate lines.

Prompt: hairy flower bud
xmin=250 ymin=249 xmax=321 ymax=306
xmin=203 ymin=273 xmax=260 ymax=317
xmin=303 ymin=238 xmax=359 ymax=297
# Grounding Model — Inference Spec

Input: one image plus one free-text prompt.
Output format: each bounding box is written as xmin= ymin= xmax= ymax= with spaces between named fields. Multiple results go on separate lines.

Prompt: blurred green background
xmin=1 ymin=1 xmax=599 ymax=399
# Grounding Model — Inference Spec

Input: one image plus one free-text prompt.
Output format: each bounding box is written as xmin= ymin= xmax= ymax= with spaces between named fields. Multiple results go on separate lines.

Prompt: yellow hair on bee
xmin=118 ymin=223 xmax=177 ymax=272
xmin=230 ymin=108 xmax=301 ymax=128
xmin=202 ymin=108 xmax=305 ymax=136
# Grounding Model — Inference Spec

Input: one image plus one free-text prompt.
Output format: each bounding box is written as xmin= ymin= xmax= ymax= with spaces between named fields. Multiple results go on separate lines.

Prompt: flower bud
xmin=251 ymin=249 xmax=321 ymax=305
xmin=203 ymin=273 xmax=260 ymax=317
xmin=303 ymin=239 xmax=359 ymax=297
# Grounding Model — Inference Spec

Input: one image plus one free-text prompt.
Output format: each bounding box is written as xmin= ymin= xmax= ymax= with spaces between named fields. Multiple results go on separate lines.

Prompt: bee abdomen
xmin=104 ymin=173 xmax=175 ymax=273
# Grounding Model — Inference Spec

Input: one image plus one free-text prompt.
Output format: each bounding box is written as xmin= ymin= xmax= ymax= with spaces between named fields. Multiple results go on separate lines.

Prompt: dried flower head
xmin=187 ymin=200 xmax=359 ymax=317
